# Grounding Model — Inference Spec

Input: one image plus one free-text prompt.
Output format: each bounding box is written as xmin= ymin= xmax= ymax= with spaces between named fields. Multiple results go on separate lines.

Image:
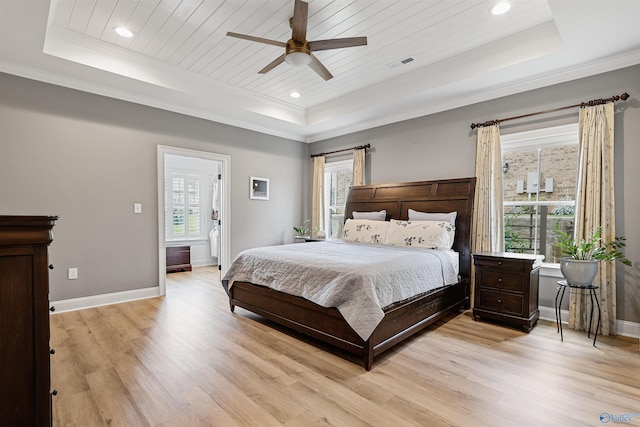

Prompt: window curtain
xmin=311 ymin=156 xmax=325 ymax=237
xmin=353 ymin=148 xmax=365 ymax=186
xmin=471 ymin=125 xmax=504 ymax=305
xmin=569 ymin=102 xmax=616 ymax=335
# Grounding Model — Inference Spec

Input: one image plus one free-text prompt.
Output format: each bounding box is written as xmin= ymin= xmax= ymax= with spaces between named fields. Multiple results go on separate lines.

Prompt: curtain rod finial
xmin=621 ymin=92 xmax=630 ymax=101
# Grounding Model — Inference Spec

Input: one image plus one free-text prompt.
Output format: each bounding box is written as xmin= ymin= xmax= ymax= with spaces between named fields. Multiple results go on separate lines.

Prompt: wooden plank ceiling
xmin=50 ymin=0 xmax=553 ymax=108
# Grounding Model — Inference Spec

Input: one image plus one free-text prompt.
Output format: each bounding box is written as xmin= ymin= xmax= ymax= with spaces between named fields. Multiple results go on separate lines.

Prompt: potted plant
xmin=293 ymin=220 xmax=311 ymax=242
xmin=555 ymin=225 xmax=631 ymax=286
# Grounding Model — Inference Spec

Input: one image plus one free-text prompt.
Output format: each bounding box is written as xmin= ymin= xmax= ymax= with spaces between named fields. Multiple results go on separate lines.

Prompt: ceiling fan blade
xmin=308 ymin=54 xmax=333 ymax=81
xmin=226 ymin=32 xmax=286 ymax=48
xmin=291 ymin=0 xmax=308 ymax=43
xmin=309 ymin=37 xmax=368 ymax=52
xmin=258 ymin=54 xmax=286 ymax=74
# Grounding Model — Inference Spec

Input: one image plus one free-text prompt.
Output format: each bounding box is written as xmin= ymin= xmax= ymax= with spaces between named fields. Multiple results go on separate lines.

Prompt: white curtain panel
xmin=471 ymin=125 xmax=504 ymax=306
xmin=353 ymin=148 xmax=365 ymax=186
xmin=570 ymin=102 xmax=616 ymax=335
xmin=311 ymin=156 xmax=325 ymax=236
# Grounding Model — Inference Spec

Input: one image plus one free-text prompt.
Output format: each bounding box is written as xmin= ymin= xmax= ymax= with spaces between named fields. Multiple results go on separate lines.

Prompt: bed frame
xmin=227 ymin=177 xmax=476 ymax=370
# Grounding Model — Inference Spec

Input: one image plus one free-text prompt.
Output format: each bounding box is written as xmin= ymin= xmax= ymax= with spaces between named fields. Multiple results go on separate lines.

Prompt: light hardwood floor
xmin=51 ymin=267 xmax=640 ymax=426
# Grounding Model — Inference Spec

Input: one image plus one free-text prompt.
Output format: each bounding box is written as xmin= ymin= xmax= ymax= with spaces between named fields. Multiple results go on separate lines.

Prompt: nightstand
xmin=472 ymin=252 xmax=543 ymax=332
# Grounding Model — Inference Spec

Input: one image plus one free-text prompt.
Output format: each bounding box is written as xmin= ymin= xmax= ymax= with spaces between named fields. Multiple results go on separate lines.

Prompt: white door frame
xmin=157 ymin=145 xmax=231 ymax=296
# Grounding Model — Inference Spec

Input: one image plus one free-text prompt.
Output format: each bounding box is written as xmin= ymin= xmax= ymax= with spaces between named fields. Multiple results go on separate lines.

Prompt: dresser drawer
xmin=478 ymin=270 xmax=523 ymax=293
xmin=478 ymin=289 xmax=524 ymax=317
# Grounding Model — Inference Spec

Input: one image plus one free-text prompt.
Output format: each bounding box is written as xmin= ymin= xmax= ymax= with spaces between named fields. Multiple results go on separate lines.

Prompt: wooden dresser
xmin=472 ymin=252 xmax=543 ymax=332
xmin=0 ymin=215 xmax=57 ymax=426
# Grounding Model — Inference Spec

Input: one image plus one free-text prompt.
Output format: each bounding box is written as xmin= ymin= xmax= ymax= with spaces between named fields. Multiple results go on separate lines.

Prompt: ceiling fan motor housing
xmin=285 ymin=39 xmax=311 ymax=66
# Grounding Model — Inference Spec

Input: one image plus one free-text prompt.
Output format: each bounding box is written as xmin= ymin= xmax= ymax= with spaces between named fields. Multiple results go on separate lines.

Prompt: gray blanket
xmin=222 ymin=240 xmax=458 ymax=340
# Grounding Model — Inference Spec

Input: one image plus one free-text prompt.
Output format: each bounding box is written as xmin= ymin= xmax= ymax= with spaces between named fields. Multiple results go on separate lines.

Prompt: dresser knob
xmin=49 ymin=264 xmax=54 ymax=270
xmin=49 ymin=306 xmax=56 ymax=312
xmin=497 ymin=299 xmax=502 ymax=304
xmin=50 ymin=348 xmax=56 ymax=355
xmin=50 ymin=389 xmax=58 ymax=396
xmin=498 ymin=278 xmax=503 ymax=282
xmin=498 ymin=261 xmax=502 ymax=265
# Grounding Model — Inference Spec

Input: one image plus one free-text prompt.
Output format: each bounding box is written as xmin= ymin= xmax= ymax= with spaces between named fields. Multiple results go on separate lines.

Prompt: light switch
xmin=68 ymin=268 xmax=78 ymax=280
xmin=134 ymin=203 xmax=142 ymax=214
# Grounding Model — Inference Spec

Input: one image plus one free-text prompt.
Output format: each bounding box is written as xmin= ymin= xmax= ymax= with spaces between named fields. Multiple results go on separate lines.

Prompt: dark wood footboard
xmin=229 ymin=279 xmax=468 ymax=370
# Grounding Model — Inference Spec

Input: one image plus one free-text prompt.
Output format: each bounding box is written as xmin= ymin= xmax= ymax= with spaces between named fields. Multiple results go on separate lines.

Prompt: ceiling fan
xmin=226 ymin=0 xmax=367 ymax=81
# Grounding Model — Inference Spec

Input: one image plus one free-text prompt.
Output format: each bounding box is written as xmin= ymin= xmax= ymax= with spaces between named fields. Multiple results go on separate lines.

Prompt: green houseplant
xmin=293 ymin=219 xmax=311 ymax=239
xmin=555 ymin=226 xmax=631 ymax=286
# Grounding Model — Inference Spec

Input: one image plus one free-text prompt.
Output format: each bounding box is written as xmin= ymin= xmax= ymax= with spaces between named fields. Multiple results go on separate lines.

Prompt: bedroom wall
xmin=310 ymin=64 xmax=640 ymax=325
xmin=0 ymin=72 xmax=309 ymax=301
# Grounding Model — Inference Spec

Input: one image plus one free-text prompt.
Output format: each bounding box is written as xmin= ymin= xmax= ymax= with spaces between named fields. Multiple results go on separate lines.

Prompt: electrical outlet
xmin=68 ymin=268 xmax=78 ymax=280
xmin=134 ymin=203 xmax=142 ymax=214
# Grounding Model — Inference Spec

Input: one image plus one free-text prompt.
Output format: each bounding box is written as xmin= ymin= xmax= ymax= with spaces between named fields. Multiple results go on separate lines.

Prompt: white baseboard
xmin=539 ymin=305 xmax=640 ymax=339
xmin=50 ymin=287 xmax=160 ymax=314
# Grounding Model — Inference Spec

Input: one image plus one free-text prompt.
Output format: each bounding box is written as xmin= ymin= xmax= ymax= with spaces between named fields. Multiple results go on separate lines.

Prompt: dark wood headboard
xmin=344 ymin=177 xmax=476 ymax=280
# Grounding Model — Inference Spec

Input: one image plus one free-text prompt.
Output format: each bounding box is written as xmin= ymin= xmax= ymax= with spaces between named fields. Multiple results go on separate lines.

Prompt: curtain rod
xmin=470 ymin=92 xmax=630 ymax=130
xmin=310 ymin=143 xmax=370 ymax=158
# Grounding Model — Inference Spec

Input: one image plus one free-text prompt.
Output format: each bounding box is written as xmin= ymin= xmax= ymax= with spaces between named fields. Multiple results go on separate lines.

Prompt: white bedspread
xmin=222 ymin=240 xmax=459 ymax=341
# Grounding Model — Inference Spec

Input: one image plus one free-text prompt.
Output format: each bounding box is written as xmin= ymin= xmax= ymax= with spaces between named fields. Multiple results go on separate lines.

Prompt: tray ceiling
xmin=1 ymin=0 xmax=639 ymax=142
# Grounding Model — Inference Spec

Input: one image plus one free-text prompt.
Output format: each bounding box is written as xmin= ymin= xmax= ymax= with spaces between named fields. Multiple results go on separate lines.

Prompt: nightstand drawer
xmin=478 ymin=270 xmax=523 ymax=293
xmin=474 ymin=256 xmax=530 ymax=271
xmin=478 ymin=290 xmax=524 ymax=316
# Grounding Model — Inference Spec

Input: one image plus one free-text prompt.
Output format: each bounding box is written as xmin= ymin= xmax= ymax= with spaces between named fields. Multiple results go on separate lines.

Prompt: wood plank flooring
xmin=51 ymin=267 xmax=640 ymax=426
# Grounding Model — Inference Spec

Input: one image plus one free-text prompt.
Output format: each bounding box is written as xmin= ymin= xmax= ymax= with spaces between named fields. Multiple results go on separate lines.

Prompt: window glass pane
xmin=538 ymin=145 xmax=579 ymax=202
xmin=172 ymin=177 xmax=184 ymax=205
xmin=173 ymin=207 xmax=185 ymax=236
xmin=188 ymin=207 xmax=200 ymax=236
xmin=188 ymin=178 xmax=200 ymax=205
xmin=502 ymin=124 xmax=578 ymax=261
xmin=324 ymin=162 xmax=353 ymax=239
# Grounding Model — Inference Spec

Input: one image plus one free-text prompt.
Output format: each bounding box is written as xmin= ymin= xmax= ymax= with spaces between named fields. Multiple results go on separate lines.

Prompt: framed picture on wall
xmin=250 ymin=176 xmax=269 ymax=200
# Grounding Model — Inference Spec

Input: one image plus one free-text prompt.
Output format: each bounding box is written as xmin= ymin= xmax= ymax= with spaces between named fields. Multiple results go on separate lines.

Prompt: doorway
xmin=157 ymin=146 xmax=231 ymax=296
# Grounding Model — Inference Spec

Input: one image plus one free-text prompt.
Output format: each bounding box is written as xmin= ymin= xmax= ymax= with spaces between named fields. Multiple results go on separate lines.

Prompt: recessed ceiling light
xmin=491 ymin=2 xmax=511 ymax=15
xmin=114 ymin=26 xmax=134 ymax=38
xmin=290 ymin=91 xmax=301 ymax=98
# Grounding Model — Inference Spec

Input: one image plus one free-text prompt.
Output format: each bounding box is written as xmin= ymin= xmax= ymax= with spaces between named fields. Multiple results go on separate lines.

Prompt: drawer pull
xmin=497 ymin=278 xmax=503 ymax=282
xmin=498 ymin=261 xmax=502 ymax=265
xmin=497 ymin=299 xmax=502 ymax=304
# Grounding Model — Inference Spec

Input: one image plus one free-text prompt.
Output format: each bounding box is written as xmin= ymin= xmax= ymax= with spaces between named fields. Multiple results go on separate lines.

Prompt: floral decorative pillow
xmin=342 ymin=219 xmax=390 ymax=244
xmin=384 ymin=220 xmax=455 ymax=249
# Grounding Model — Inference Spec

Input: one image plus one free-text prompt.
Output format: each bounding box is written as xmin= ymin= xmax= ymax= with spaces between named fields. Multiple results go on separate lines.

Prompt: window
xmin=501 ymin=124 xmax=579 ymax=263
xmin=166 ymin=172 xmax=205 ymax=240
xmin=324 ymin=159 xmax=353 ymax=239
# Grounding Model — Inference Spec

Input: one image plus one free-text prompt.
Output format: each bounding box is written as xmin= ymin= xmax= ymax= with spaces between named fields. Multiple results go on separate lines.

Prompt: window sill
xmin=540 ymin=262 xmax=563 ymax=278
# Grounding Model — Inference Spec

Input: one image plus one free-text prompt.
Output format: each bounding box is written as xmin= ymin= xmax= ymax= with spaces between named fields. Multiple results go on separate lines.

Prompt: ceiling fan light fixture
xmin=285 ymin=51 xmax=311 ymax=67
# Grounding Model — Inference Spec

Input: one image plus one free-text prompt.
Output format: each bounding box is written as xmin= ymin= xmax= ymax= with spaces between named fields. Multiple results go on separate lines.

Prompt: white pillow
xmin=342 ymin=219 xmax=389 ymax=244
xmin=408 ymin=209 xmax=457 ymax=224
xmin=384 ymin=220 xmax=455 ymax=249
xmin=352 ymin=210 xmax=386 ymax=221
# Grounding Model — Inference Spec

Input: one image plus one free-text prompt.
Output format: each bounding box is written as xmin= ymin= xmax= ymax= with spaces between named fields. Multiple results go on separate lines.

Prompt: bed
xmin=223 ymin=177 xmax=476 ymax=370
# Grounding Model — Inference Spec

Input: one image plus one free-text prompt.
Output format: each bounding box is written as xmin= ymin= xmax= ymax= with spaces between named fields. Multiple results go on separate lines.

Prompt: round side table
xmin=555 ymin=280 xmax=601 ymax=346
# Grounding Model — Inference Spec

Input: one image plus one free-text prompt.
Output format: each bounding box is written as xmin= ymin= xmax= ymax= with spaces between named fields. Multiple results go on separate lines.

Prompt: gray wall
xmin=0 ymin=73 xmax=309 ymax=301
xmin=310 ymin=64 xmax=640 ymax=323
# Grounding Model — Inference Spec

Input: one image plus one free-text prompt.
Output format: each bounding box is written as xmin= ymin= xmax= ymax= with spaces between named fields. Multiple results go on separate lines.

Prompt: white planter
xmin=559 ymin=257 xmax=599 ymax=286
